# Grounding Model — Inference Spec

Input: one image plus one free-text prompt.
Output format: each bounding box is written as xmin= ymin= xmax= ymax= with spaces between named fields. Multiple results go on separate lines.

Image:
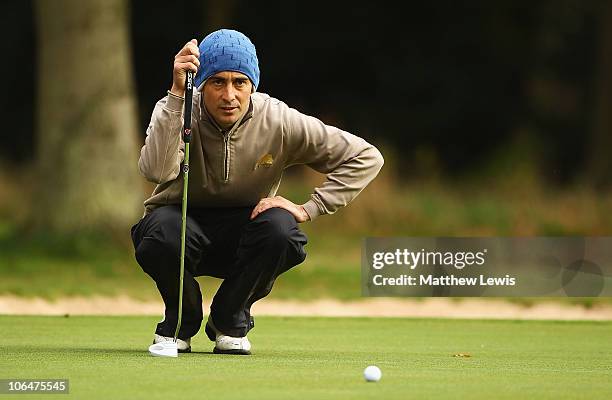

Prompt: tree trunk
xmin=588 ymin=1 xmax=612 ymax=187
xmin=34 ymin=0 xmax=142 ymax=234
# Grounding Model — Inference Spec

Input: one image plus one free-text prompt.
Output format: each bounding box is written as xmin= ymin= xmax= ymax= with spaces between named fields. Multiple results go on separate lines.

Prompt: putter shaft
xmin=174 ymin=71 xmax=193 ymax=342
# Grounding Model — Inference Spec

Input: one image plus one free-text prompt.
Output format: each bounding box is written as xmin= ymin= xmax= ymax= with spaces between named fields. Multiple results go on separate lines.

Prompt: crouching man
xmin=131 ymin=29 xmax=384 ymax=355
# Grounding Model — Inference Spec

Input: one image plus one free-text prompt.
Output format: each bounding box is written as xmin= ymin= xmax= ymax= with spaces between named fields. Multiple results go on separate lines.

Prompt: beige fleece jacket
xmin=138 ymin=90 xmax=384 ymax=220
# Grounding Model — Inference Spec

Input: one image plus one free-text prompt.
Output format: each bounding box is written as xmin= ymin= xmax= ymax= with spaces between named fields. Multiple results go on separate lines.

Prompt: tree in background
xmin=588 ymin=0 xmax=612 ymax=187
xmin=34 ymin=0 xmax=141 ymax=234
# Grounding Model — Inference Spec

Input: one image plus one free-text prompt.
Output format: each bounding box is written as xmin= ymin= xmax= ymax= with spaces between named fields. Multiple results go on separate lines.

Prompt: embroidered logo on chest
xmin=254 ymin=153 xmax=274 ymax=170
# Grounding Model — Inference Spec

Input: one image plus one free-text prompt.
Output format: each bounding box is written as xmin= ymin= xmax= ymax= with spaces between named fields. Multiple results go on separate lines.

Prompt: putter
xmin=149 ymin=70 xmax=194 ymax=358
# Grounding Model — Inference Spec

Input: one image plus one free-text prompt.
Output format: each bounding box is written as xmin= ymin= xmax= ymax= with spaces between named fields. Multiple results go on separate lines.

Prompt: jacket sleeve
xmin=138 ymin=91 xmax=185 ymax=184
xmin=284 ymin=105 xmax=384 ymax=221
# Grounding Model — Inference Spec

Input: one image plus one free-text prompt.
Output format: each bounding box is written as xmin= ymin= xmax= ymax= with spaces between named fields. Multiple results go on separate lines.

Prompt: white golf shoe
xmin=214 ymin=334 xmax=251 ymax=355
xmin=153 ymin=334 xmax=192 ymax=353
xmin=206 ymin=319 xmax=252 ymax=355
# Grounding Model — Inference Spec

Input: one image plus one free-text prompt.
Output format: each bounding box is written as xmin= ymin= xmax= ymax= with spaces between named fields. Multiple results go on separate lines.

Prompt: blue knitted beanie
xmin=195 ymin=29 xmax=260 ymax=90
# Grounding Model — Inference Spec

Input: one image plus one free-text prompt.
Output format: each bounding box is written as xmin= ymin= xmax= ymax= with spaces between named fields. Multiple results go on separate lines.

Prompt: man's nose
xmin=221 ymin=83 xmax=236 ymax=102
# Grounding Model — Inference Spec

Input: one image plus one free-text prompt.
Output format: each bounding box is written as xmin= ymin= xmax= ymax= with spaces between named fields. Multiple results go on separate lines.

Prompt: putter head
xmin=148 ymin=341 xmax=178 ymax=357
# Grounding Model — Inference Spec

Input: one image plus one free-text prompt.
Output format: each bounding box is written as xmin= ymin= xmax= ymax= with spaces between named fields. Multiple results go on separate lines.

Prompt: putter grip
xmin=183 ymin=71 xmax=193 ymax=143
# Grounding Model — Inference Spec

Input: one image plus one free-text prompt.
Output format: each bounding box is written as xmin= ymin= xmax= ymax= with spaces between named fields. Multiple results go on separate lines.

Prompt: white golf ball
xmin=363 ymin=365 xmax=382 ymax=382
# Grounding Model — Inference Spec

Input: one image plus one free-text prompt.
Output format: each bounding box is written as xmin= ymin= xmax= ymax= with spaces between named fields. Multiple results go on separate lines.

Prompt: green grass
xmin=0 ymin=316 xmax=611 ymax=399
xmin=2 ymin=167 xmax=612 ymax=303
xmin=0 ymin=222 xmax=362 ymax=300
xmin=0 ymin=227 xmax=157 ymax=300
xmin=1 ymin=224 xmax=611 ymax=308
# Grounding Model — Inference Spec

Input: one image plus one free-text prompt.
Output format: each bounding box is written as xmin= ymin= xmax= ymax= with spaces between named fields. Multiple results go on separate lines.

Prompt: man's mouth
xmin=220 ymin=106 xmax=237 ymax=112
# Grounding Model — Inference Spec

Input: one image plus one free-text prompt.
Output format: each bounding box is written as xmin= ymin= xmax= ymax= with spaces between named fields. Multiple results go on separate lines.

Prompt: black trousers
xmin=130 ymin=205 xmax=307 ymax=339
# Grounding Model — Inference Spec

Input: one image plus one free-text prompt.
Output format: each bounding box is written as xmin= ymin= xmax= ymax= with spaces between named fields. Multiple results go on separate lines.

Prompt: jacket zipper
xmin=223 ymin=134 xmax=230 ymax=182
xmin=200 ymin=96 xmax=254 ymax=184
xmin=222 ymin=125 xmax=240 ymax=183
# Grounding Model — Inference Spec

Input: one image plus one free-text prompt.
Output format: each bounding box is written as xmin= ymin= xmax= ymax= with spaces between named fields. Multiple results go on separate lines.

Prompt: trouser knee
xmin=244 ymin=207 xmax=308 ymax=269
xmin=134 ymin=236 xmax=176 ymax=278
xmin=131 ymin=206 xmax=209 ymax=277
xmin=239 ymin=208 xmax=307 ymax=277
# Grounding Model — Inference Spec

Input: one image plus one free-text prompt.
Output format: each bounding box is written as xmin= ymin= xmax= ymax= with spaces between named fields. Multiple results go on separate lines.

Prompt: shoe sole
xmin=152 ymin=340 xmax=191 ymax=353
xmin=213 ymin=347 xmax=251 ymax=355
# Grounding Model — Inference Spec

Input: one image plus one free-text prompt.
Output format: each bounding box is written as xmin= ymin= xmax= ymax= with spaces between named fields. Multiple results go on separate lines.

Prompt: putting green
xmin=0 ymin=316 xmax=610 ymax=399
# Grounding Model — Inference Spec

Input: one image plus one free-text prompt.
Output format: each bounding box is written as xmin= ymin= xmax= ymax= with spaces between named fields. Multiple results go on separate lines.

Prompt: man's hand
xmin=250 ymin=196 xmax=310 ymax=222
xmin=170 ymin=39 xmax=200 ymax=97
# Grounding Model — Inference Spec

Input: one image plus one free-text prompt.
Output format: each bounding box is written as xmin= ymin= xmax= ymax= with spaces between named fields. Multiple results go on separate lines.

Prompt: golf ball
xmin=364 ymin=365 xmax=382 ymax=382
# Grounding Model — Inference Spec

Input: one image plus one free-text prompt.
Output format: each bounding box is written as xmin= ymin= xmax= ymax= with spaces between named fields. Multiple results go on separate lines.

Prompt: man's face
xmin=202 ymin=71 xmax=253 ymax=129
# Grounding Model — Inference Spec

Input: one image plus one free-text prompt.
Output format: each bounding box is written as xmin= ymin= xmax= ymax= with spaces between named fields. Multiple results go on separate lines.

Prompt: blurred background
xmin=0 ymin=0 xmax=611 ymax=304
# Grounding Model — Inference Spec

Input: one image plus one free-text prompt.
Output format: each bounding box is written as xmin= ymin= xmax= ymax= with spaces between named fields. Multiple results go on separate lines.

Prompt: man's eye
xmin=235 ymin=81 xmax=246 ymax=87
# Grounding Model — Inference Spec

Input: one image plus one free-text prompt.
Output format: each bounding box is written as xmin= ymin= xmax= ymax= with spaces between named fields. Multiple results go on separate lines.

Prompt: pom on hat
xmin=195 ymin=29 xmax=260 ymax=90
